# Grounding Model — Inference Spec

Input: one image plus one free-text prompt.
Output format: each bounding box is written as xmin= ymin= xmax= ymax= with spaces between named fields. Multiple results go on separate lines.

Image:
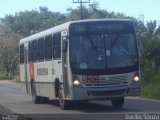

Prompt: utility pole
xmin=72 ymin=0 xmax=90 ymax=20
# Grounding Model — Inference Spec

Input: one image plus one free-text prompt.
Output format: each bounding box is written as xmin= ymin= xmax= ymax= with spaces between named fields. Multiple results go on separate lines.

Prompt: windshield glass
xmin=70 ymin=33 xmax=138 ymax=70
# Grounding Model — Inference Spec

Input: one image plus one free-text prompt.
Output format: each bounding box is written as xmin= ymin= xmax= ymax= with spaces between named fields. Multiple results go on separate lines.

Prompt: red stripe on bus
xmin=29 ymin=63 xmax=34 ymax=80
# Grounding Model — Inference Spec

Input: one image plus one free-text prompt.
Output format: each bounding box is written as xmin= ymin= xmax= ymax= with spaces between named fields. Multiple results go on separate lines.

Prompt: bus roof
xmin=19 ymin=18 xmax=132 ymax=45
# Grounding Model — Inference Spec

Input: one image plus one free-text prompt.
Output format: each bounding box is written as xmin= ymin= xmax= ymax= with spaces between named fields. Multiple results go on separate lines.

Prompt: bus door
xmin=24 ymin=43 xmax=30 ymax=94
xmin=52 ymin=32 xmax=63 ymax=97
xmin=61 ymin=31 xmax=70 ymax=98
xmin=52 ymin=31 xmax=70 ymax=98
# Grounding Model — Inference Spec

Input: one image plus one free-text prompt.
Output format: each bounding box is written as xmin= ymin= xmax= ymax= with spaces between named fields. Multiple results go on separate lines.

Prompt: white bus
xmin=19 ymin=19 xmax=141 ymax=110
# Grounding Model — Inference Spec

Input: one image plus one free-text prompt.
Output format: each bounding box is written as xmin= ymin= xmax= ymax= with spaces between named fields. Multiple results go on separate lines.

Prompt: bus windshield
xmin=69 ymin=21 xmax=138 ymax=73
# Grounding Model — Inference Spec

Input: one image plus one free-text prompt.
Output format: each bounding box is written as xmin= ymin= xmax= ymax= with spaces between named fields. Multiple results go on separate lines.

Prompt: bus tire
xmin=31 ymin=81 xmax=41 ymax=104
xmin=58 ymin=85 xmax=68 ymax=110
xmin=111 ymin=97 xmax=124 ymax=108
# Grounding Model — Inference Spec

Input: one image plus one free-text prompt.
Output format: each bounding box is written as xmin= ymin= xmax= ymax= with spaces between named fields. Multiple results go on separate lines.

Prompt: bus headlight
xmin=73 ymin=80 xmax=81 ymax=86
xmin=133 ymin=76 xmax=140 ymax=82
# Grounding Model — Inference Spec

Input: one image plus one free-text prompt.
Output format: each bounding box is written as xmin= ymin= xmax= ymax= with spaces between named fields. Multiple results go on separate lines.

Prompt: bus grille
xmin=89 ymin=89 xmax=126 ymax=96
xmin=84 ymin=75 xmax=129 ymax=87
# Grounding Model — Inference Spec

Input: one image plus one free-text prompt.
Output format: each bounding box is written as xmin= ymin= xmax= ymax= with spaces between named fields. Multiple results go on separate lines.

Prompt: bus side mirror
xmin=62 ymin=37 xmax=68 ymax=52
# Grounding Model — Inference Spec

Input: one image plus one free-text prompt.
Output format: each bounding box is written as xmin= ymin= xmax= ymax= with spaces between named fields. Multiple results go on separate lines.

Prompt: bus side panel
xmin=19 ymin=64 xmax=27 ymax=93
xmin=35 ymin=83 xmax=55 ymax=99
xmin=19 ymin=63 xmax=31 ymax=94
xmin=67 ymin=68 xmax=74 ymax=100
xmin=65 ymin=48 xmax=74 ymax=100
xmin=20 ymin=64 xmax=25 ymax=82
xmin=33 ymin=62 xmax=40 ymax=96
xmin=52 ymin=59 xmax=63 ymax=83
xmin=37 ymin=61 xmax=55 ymax=99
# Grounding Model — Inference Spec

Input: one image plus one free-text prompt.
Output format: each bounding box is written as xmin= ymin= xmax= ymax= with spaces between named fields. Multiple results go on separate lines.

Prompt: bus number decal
xmin=82 ymin=75 xmax=99 ymax=84
xmin=37 ymin=68 xmax=48 ymax=75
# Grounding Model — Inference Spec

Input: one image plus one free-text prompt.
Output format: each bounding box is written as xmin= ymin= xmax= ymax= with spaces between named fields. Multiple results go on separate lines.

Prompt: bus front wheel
xmin=111 ymin=97 xmax=124 ymax=108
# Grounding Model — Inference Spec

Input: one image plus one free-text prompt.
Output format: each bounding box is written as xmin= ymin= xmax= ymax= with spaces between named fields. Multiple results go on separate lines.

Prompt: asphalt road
xmin=0 ymin=80 xmax=160 ymax=120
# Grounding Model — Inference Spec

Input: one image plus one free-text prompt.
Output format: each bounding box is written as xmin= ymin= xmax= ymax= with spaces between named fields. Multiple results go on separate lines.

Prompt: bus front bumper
xmin=70 ymin=83 xmax=141 ymax=100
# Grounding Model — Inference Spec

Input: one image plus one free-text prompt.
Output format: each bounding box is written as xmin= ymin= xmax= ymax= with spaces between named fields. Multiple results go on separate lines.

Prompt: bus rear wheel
xmin=111 ymin=97 xmax=124 ymax=108
xmin=58 ymin=85 xmax=69 ymax=110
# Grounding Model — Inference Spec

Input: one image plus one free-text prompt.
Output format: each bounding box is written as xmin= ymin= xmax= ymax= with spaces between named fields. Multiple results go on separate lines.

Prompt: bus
xmin=19 ymin=19 xmax=141 ymax=110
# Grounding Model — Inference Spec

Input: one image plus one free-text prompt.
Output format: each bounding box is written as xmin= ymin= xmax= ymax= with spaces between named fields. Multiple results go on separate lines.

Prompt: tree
xmin=3 ymin=7 xmax=66 ymax=37
xmin=0 ymin=24 xmax=20 ymax=76
xmin=3 ymin=10 xmax=41 ymax=36
xmin=140 ymin=20 xmax=160 ymax=74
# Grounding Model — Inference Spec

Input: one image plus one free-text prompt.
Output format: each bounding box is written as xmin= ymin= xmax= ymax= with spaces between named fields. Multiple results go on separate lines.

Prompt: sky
xmin=0 ymin=0 xmax=160 ymax=22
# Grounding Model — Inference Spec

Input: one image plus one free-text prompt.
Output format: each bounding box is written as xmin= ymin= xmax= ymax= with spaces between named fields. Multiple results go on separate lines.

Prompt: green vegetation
xmin=0 ymin=74 xmax=14 ymax=80
xmin=141 ymin=70 xmax=160 ymax=99
xmin=0 ymin=2 xmax=159 ymax=99
xmin=142 ymin=81 xmax=160 ymax=99
xmin=141 ymin=60 xmax=160 ymax=99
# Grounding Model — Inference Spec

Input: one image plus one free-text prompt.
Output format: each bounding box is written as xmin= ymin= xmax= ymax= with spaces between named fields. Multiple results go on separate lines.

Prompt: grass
xmin=141 ymin=76 xmax=160 ymax=100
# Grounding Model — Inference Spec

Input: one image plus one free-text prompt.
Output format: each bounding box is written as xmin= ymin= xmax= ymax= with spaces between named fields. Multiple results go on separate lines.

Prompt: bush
xmin=141 ymin=68 xmax=160 ymax=99
xmin=0 ymin=74 xmax=14 ymax=80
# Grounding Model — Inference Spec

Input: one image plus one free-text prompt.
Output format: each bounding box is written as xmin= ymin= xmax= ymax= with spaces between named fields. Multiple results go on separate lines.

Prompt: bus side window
xmin=32 ymin=40 xmax=38 ymax=62
xmin=38 ymin=38 xmax=45 ymax=61
xmin=45 ymin=35 xmax=53 ymax=60
xmin=53 ymin=33 xmax=61 ymax=59
xmin=20 ymin=44 xmax=24 ymax=64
